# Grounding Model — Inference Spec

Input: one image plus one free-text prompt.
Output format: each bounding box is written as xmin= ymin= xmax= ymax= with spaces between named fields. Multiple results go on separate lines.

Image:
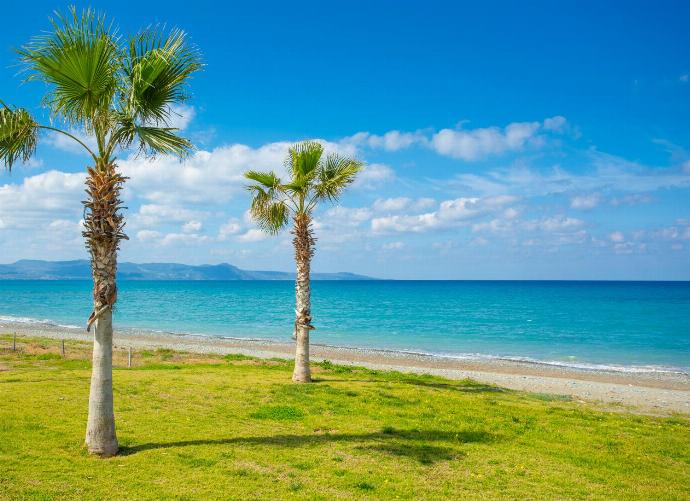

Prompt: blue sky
xmin=1 ymin=1 xmax=689 ymax=279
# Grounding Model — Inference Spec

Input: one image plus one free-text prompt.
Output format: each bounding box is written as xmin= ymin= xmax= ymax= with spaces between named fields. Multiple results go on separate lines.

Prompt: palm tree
xmin=0 ymin=7 xmax=201 ymax=456
xmin=245 ymin=141 xmax=362 ymax=382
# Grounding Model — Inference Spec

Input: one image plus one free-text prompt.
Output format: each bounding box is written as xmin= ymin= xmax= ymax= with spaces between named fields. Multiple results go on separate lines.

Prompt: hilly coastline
xmin=0 ymin=260 xmax=376 ymax=281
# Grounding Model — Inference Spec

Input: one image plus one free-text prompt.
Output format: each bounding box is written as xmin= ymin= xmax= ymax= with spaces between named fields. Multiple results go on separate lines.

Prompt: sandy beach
xmin=3 ymin=320 xmax=688 ymax=415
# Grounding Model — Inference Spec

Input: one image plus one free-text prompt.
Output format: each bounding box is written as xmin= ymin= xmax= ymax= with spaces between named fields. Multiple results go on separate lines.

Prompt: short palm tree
xmin=0 ymin=7 xmax=201 ymax=456
xmin=245 ymin=141 xmax=362 ymax=382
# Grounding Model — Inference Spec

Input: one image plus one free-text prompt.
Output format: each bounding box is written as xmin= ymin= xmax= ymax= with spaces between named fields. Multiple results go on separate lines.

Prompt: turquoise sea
xmin=1 ymin=280 xmax=689 ymax=373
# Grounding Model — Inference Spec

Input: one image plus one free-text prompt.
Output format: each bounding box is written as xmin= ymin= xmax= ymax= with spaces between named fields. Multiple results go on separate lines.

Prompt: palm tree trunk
xmin=86 ymin=308 xmax=117 ymax=456
xmin=292 ymin=214 xmax=315 ymax=383
xmin=83 ymin=163 xmax=127 ymax=457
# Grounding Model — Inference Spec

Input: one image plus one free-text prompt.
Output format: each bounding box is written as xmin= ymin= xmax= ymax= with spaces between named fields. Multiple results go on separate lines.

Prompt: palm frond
xmin=134 ymin=125 xmax=193 ymax=157
xmin=282 ymin=177 xmax=310 ymax=196
xmin=245 ymin=170 xmax=282 ymax=189
xmin=17 ymin=6 xmax=119 ymax=128
xmin=245 ymin=170 xmax=289 ymax=234
xmin=253 ymin=199 xmax=289 ymax=234
xmin=123 ymin=26 xmax=201 ymax=125
xmin=286 ymin=141 xmax=323 ymax=180
xmin=0 ymin=104 xmax=38 ymax=170
xmin=314 ymin=154 xmax=363 ymax=202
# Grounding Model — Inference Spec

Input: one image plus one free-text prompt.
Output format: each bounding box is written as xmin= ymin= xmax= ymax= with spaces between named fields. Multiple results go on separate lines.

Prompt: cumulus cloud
xmin=371 ymin=196 xmax=516 ymax=234
xmin=236 ymin=228 xmax=268 ymax=243
xmin=353 ymin=163 xmax=396 ymax=188
xmin=452 ymin=151 xmax=690 ymax=198
xmin=610 ymin=194 xmax=652 ymax=206
xmin=182 ymin=220 xmax=203 ymax=233
xmin=372 ymin=197 xmax=435 ymax=212
xmin=345 ymin=116 xmax=567 ymax=161
xmin=119 ymin=138 xmax=361 ymax=206
xmin=218 ymin=219 xmax=242 ymax=240
xmin=168 ymin=104 xmax=196 ymax=130
xmin=160 ymin=232 xmax=209 ymax=246
xmin=570 ymin=193 xmax=601 ymax=209
xmin=431 ymin=121 xmax=543 ymax=160
xmin=137 ymin=230 xmax=162 ymax=242
xmin=0 ymin=170 xmax=85 ymax=229
xmin=131 ymin=204 xmax=207 ymax=229
xmin=382 ymin=241 xmax=405 ymax=250
xmin=344 ymin=130 xmax=427 ymax=151
xmin=609 ymin=231 xmax=625 ymax=243
xmin=522 ymin=215 xmax=584 ymax=232
xmin=45 ymin=129 xmax=98 ymax=155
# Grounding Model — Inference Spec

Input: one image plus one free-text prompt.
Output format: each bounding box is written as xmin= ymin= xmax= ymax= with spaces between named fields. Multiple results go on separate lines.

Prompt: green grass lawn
xmin=1 ymin=334 xmax=688 ymax=500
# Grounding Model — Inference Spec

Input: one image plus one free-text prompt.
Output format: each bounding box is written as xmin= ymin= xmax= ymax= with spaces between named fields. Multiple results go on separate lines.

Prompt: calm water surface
xmin=1 ymin=280 xmax=689 ymax=372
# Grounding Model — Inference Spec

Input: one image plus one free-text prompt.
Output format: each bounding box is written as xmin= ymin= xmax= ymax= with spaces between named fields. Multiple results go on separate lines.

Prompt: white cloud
xmin=168 ymin=104 xmax=196 ymax=130
xmin=46 ymin=129 xmax=98 ymax=155
xmin=431 ymin=120 xmax=544 ymax=161
xmin=321 ymin=207 xmax=373 ymax=228
xmin=371 ymin=195 xmax=515 ymax=234
xmin=382 ymin=241 xmax=405 ymax=250
xmin=503 ymin=207 xmax=520 ymax=220
xmin=236 ymin=228 xmax=268 ymax=243
xmin=680 ymin=74 xmax=689 ymax=83
xmin=137 ymin=230 xmax=162 ymax=242
xmin=609 ymin=231 xmax=625 ymax=243
xmin=543 ymin=116 xmax=568 ymax=132
xmin=470 ymin=236 xmax=489 ymax=246
xmin=218 ymin=219 xmax=242 ymax=240
xmin=120 ymin=138 xmax=359 ymax=206
xmin=345 ymin=116 xmax=567 ymax=161
xmin=135 ymin=228 xmax=210 ymax=246
xmin=372 ymin=197 xmax=435 ymax=213
xmin=570 ymin=193 xmax=601 ymax=209
xmin=182 ymin=220 xmax=203 ymax=233
xmin=373 ymin=197 xmax=411 ymax=212
xmin=610 ymin=194 xmax=652 ymax=206
xmin=523 ymin=215 xmax=584 ymax=232
xmin=0 ymin=170 xmax=85 ymax=229
xmin=353 ymin=163 xmax=396 ymax=188
xmin=131 ymin=204 xmax=206 ymax=228
xmin=48 ymin=219 xmax=82 ymax=232
xmin=344 ymin=130 xmax=427 ymax=151
xmin=452 ymin=151 xmax=690 ymax=198
xmin=160 ymin=232 xmax=209 ymax=246
xmin=119 ymin=144 xmax=280 ymax=205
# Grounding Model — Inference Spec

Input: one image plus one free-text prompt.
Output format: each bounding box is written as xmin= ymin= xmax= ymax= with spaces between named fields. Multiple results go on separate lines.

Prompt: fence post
xmin=13 ymin=333 xmax=16 ymax=351
xmin=128 ymin=346 xmax=132 ymax=368
xmin=61 ymin=339 xmax=65 ymax=357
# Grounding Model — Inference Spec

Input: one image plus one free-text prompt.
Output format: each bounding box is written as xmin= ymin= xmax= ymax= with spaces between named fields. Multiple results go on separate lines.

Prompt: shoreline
xmin=2 ymin=320 xmax=689 ymax=415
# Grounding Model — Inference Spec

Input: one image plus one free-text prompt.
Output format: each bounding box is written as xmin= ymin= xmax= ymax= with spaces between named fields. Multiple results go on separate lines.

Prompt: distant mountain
xmin=0 ymin=260 xmax=377 ymax=281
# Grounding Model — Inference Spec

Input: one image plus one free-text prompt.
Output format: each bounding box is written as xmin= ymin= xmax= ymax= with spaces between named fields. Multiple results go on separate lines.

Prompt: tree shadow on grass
xmin=119 ymin=427 xmax=498 ymax=464
xmin=312 ymin=377 xmax=506 ymax=394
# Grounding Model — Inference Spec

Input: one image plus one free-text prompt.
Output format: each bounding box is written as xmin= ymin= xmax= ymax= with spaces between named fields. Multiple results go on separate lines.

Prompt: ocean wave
xmin=0 ymin=314 xmax=81 ymax=330
xmin=1 ymin=314 xmax=688 ymax=376
xmin=306 ymin=343 xmax=690 ymax=376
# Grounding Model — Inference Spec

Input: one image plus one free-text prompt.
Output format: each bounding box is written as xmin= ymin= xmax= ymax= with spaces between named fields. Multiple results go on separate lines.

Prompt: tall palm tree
xmin=245 ymin=141 xmax=362 ymax=382
xmin=0 ymin=7 xmax=201 ymax=456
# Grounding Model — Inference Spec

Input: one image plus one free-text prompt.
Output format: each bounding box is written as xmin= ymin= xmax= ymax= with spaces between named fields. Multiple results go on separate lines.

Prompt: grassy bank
xmin=0 ymin=334 xmax=688 ymax=500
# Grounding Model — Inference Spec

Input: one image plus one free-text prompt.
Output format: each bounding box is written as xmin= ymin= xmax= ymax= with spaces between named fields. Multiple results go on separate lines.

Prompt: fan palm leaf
xmin=17 ymin=7 xmax=119 ymax=129
xmin=0 ymin=104 xmax=38 ymax=170
xmin=122 ymin=27 xmax=201 ymax=125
